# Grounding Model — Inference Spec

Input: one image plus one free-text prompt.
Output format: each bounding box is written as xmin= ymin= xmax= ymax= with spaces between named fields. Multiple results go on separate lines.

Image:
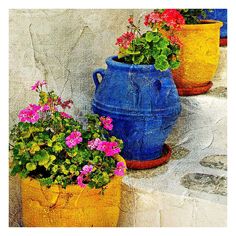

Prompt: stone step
xmin=118 ymin=47 xmax=227 ymax=227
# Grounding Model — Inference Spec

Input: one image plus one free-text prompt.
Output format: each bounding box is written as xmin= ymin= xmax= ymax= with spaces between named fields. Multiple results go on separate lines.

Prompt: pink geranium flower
xmin=87 ymin=138 xmax=101 ymax=150
xmin=65 ymin=131 xmax=83 ymax=148
xmin=31 ymin=80 xmax=47 ymax=91
xmin=80 ymin=165 xmax=93 ymax=175
xmin=114 ymin=162 xmax=126 ymax=176
xmin=145 ymin=11 xmax=162 ymax=25
xmin=18 ymin=103 xmax=41 ymax=123
xmin=100 ymin=116 xmax=113 ymax=131
xmin=41 ymin=104 xmax=50 ymax=112
xmin=115 ymin=32 xmax=135 ymax=49
xmin=60 ymin=112 xmax=72 ymax=119
xmin=77 ymin=175 xmax=86 ymax=188
xmin=18 ymin=109 xmax=30 ymax=122
xmin=97 ymin=141 xmax=121 ymax=156
xmin=27 ymin=104 xmax=41 ymax=112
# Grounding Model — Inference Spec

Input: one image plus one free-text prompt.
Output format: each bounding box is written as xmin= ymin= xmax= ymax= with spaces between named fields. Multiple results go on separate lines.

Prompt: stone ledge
xmin=119 ymin=52 xmax=227 ymax=226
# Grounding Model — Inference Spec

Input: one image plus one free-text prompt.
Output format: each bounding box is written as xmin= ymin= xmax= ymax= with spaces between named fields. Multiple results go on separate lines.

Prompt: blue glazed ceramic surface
xmin=92 ymin=56 xmax=181 ymax=161
xmin=206 ymin=9 xmax=227 ymax=38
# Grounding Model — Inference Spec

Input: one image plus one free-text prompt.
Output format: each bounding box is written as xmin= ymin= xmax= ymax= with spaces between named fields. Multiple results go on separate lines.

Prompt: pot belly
xmin=93 ymin=105 xmax=180 ymax=161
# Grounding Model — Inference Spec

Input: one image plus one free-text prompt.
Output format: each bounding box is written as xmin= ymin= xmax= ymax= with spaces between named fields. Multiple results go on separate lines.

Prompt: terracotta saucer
xmin=125 ymin=144 xmax=172 ymax=170
xmin=177 ymin=81 xmax=213 ymax=96
xmin=220 ymin=38 xmax=227 ymax=47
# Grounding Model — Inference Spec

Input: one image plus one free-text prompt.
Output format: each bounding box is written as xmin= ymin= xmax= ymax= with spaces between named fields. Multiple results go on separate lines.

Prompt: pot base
xmin=220 ymin=38 xmax=227 ymax=47
xmin=177 ymin=81 xmax=213 ymax=96
xmin=125 ymin=144 xmax=171 ymax=170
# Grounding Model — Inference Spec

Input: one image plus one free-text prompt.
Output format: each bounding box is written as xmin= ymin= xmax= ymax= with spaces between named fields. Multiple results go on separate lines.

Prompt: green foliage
xmin=9 ymin=85 xmax=124 ymax=191
xmin=178 ymin=9 xmax=213 ymax=24
xmin=119 ymin=31 xmax=180 ymax=71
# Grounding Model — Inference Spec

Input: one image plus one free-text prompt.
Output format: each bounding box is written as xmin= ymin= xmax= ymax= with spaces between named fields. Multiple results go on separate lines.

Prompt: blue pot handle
xmin=92 ymin=68 xmax=105 ymax=90
xmin=155 ymin=77 xmax=173 ymax=97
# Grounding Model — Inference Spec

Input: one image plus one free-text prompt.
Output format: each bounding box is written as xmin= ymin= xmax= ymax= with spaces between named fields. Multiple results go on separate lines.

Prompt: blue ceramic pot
xmin=206 ymin=9 xmax=227 ymax=38
xmin=92 ymin=56 xmax=181 ymax=162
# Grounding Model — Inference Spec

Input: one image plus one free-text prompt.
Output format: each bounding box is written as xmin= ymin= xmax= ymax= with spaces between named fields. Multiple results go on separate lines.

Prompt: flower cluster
xmin=114 ymin=162 xmax=126 ymax=176
xmin=18 ymin=104 xmax=41 ymax=123
xmin=144 ymin=9 xmax=185 ymax=30
xmin=115 ymin=31 xmax=136 ymax=49
xmin=31 ymin=80 xmax=47 ymax=91
xmin=115 ymin=9 xmax=185 ymax=71
xmin=65 ymin=131 xmax=83 ymax=148
xmin=161 ymin=9 xmax=185 ymax=29
xmin=88 ymin=138 xmax=121 ymax=157
xmin=60 ymin=112 xmax=72 ymax=119
xmin=100 ymin=116 xmax=113 ymax=131
xmin=10 ymin=81 xmax=125 ymax=191
xmin=167 ymin=35 xmax=183 ymax=47
xmin=77 ymin=164 xmax=93 ymax=187
xmin=144 ymin=11 xmax=162 ymax=26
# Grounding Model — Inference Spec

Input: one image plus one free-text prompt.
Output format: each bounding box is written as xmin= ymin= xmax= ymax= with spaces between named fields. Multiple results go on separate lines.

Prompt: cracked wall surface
xmin=9 ymin=9 xmax=147 ymax=227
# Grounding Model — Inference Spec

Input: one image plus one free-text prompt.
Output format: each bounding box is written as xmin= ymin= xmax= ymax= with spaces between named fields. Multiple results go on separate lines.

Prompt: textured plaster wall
xmin=9 ymin=9 xmax=147 ymax=127
xmin=9 ymin=9 xmax=146 ymax=227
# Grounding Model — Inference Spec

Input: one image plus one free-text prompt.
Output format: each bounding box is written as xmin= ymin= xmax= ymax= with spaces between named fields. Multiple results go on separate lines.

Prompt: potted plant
xmin=92 ymin=10 xmax=183 ymax=169
xmin=9 ymin=80 xmax=126 ymax=227
xmin=155 ymin=9 xmax=223 ymax=95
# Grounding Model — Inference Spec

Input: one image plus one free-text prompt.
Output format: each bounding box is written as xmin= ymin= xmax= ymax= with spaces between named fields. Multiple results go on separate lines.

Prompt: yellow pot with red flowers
xmin=171 ymin=19 xmax=223 ymax=95
xmin=10 ymin=80 xmax=126 ymax=227
xmin=144 ymin=9 xmax=222 ymax=95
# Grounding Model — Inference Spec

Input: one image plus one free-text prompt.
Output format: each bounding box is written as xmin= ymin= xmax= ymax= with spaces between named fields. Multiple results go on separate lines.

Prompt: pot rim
xmin=106 ymin=56 xmax=171 ymax=73
xmin=180 ymin=20 xmax=223 ymax=30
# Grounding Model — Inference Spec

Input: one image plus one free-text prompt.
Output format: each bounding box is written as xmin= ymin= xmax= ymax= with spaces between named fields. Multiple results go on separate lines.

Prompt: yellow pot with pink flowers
xmin=9 ymin=80 xmax=126 ymax=227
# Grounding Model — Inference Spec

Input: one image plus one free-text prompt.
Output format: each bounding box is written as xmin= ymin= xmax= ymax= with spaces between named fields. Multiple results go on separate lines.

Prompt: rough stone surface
xmin=207 ymin=86 xmax=227 ymax=98
xmin=200 ymin=155 xmax=227 ymax=170
xmin=170 ymin=145 xmax=190 ymax=160
xmin=9 ymin=175 xmax=22 ymax=227
xmin=127 ymin=165 xmax=168 ymax=179
xmin=181 ymin=173 xmax=227 ymax=196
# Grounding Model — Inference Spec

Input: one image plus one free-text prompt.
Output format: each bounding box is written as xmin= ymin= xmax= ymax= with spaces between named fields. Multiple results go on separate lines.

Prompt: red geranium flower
xmin=161 ymin=9 xmax=185 ymax=30
xmin=115 ymin=32 xmax=135 ymax=49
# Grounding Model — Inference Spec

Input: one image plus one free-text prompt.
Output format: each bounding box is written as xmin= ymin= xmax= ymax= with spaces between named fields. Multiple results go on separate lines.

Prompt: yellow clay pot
xmin=21 ymin=155 xmax=126 ymax=227
xmin=171 ymin=20 xmax=223 ymax=95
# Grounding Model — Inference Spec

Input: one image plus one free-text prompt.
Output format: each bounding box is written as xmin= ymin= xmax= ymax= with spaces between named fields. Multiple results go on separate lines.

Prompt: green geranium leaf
xmin=10 ymin=164 xmax=21 ymax=176
xmin=26 ymin=163 xmax=37 ymax=171
xmin=170 ymin=60 xmax=181 ymax=69
xmin=152 ymin=35 xmax=160 ymax=43
xmin=154 ymin=58 xmax=170 ymax=71
xmin=52 ymin=142 xmax=63 ymax=153
xmin=52 ymin=165 xmax=59 ymax=173
xmin=46 ymin=139 xmax=53 ymax=147
xmin=161 ymin=48 xmax=172 ymax=56
xmin=33 ymin=150 xmax=50 ymax=166
xmin=145 ymin=32 xmax=154 ymax=42
xmin=61 ymin=165 xmax=69 ymax=175
xmin=39 ymin=177 xmax=53 ymax=187
xmin=133 ymin=55 xmax=145 ymax=65
xmin=69 ymin=164 xmax=77 ymax=174
xmin=157 ymin=38 xmax=169 ymax=48
xmin=29 ymin=143 xmax=40 ymax=155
